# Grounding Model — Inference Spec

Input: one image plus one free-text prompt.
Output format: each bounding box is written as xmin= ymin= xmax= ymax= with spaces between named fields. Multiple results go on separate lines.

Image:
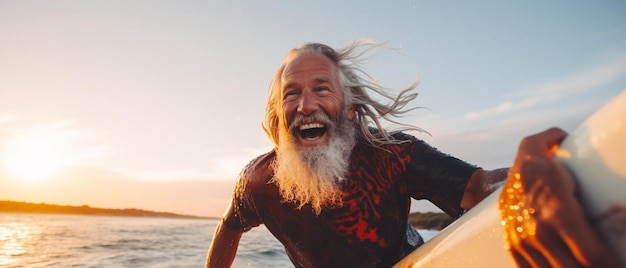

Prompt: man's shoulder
xmin=389 ymin=131 xmax=419 ymax=142
xmin=388 ymin=131 xmax=441 ymax=152
xmin=239 ymin=150 xmax=276 ymax=184
xmin=372 ymin=131 xmax=438 ymax=154
xmin=363 ymin=127 xmax=421 ymax=144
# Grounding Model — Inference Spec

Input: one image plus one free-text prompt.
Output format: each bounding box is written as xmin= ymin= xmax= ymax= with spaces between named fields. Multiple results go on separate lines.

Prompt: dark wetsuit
xmin=222 ymin=132 xmax=478 ymax=267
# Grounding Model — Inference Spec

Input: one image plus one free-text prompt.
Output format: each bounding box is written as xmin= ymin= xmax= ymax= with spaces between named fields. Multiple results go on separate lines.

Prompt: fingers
xmin=537 ymin=127 xmax=567 ymax=148
xmin=518 ymin=127 xmax=567 ymax=155
xmin=515 ymin=245 xmax=551 ymax=268
xmin=511 ymin=250 xmax=532 ymax=268
xmin=533 ymin=223 xmax=580 ymax=268
xmin=507 ymin=222 xmax=583 ymax=268
xmin=555 ymin=206 xmax=623 ymax=267
xmin=549 ymin=148 xmax=624 ymax=267
xmin=509 ymin=239 xmax=557 ymax=268
xmin=511 ymin=250 xmax=549 ymax=268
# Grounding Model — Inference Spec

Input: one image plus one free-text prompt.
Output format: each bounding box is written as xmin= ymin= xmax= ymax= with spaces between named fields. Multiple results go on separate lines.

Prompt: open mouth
xmin=298 ymin=122 xmax=327 ymax=140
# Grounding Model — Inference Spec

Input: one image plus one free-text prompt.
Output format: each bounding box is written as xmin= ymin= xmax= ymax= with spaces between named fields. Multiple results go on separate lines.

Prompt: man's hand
xmin=499 ymin=128 xmax=623 ymax=267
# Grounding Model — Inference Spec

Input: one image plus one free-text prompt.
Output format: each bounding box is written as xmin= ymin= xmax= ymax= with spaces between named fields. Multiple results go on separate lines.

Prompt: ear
xmin=347 ymin=105 xmax=356 ymax=120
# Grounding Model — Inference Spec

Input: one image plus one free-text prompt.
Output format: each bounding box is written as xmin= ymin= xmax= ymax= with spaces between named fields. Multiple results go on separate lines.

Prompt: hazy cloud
xmin=465 ymin=57 xmax=626 ymax=121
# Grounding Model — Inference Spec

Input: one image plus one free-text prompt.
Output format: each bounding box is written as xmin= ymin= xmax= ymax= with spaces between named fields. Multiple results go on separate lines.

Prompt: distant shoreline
xmin=0 ymin=200 xmax=220 ymax=220
xmin=2 ymin=200 xmax=451 ymax=229
xmin=408 ymin=211 xmax=454 ymax=231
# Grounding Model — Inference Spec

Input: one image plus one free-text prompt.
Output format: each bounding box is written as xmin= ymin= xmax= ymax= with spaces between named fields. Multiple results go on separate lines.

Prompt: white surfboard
xmin=394 ymin=89 xmax=626 ymax=267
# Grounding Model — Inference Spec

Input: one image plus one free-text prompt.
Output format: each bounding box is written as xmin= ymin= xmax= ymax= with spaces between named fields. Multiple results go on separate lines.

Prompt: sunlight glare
xmin=0 ymin=222 xmax=32 ymax=267
xmin=3 ymin=135 xmax=70 ymax=182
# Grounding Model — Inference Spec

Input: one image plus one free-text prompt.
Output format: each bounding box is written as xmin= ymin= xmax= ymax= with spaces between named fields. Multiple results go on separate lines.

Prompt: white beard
xmin=271 ymin=109 xmax=356 ymax=215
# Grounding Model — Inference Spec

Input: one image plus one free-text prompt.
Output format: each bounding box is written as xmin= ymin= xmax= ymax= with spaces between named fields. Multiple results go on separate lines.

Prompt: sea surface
xmin=0 ymin=213 xmax=438 ymax=267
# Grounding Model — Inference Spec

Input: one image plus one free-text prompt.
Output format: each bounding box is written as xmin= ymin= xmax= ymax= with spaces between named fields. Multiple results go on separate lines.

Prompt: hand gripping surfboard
xmin=394 ymin=89 xmax=626 ymax=267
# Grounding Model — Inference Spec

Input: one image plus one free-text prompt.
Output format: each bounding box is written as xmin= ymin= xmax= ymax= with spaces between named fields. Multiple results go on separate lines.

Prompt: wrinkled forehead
xmin=280 ymin=53 xmax=340 ymax=84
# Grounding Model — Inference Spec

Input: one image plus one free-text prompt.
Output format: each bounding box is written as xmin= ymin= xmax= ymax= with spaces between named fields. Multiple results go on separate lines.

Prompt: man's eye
xmin=315 ymin=87 xmax=330 ymax=92
xmin=284 ymin=90 xmax=299 ymax=99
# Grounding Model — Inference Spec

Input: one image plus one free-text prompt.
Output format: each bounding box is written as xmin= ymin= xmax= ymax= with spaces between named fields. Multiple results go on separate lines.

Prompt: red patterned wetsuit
xmin=222 ymin=132 xmax=478 ymax=267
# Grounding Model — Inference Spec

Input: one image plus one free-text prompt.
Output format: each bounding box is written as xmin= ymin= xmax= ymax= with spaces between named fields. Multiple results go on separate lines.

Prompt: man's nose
xmin=297 ymin=91 xmax=318 ymax=115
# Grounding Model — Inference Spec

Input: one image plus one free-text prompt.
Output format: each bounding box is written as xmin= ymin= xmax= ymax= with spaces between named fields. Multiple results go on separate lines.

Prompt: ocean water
xmin=0 ymin=213 xmax=438 ymax=267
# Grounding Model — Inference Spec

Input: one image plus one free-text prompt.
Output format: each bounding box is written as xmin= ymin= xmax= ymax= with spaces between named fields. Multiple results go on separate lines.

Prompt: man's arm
xmin=461 ymin=167 xmax=509 ymax=210
xmin=206 ymin=220 xmax=244 ymax=268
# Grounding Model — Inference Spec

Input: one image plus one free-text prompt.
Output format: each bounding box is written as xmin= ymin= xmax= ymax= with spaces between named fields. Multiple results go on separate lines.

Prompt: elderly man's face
xmin=273 ymin=53 xmax=358 ymax=213
xmin=280 ymin=53 xmax=353 ymax=148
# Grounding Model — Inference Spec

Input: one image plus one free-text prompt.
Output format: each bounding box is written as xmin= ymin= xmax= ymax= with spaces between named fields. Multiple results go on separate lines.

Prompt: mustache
xmin=289 ymin=112 xmax=333 ymax=131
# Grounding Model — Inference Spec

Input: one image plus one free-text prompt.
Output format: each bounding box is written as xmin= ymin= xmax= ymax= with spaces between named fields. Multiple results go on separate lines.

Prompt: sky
xmin=1 ymin=1 xmax=625 ymax=218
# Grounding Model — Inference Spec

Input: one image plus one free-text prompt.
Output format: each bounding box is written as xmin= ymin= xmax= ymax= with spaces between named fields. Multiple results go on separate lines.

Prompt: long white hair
xmin=263 ymin=39 xmax=425 ymax=148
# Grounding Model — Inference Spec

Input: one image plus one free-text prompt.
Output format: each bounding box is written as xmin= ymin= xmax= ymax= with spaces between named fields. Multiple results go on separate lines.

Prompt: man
xmin=207 ymin=41 xmax=620 ymax=267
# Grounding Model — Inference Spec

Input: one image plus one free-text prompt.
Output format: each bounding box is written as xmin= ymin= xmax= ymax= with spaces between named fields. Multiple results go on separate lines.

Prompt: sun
xmin=2 ymin=135 xmax=70 ymax=183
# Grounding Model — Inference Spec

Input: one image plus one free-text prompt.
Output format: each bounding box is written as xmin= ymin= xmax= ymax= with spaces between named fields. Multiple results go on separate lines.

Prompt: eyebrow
xmin=283 ymin=77 xmax=331 ymax=90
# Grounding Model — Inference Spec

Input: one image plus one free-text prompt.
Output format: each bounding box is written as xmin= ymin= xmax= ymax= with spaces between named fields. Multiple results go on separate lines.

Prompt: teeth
xmin=299 ymin=123 xmax=324 ymax=131
xmin=304 ymin=136 xmax=318 ymax=140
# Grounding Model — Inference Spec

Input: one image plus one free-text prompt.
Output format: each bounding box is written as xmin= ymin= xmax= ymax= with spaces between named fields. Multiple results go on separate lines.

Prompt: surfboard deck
xmin=395 ymin=88 xmax=626 ymax=267
xmin=394 ymin=187 xmax=515 ymax=267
